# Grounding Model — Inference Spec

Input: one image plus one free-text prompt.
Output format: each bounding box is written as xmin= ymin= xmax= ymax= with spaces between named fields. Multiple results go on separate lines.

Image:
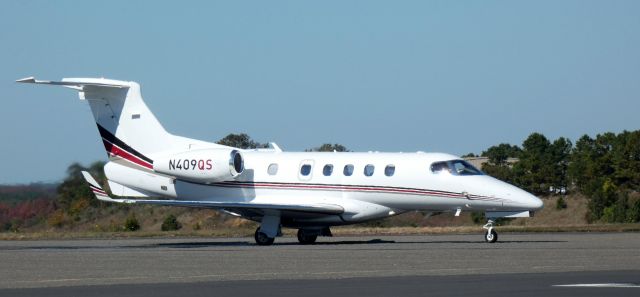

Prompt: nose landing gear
xmin=483 ymin=219 xmax=498 ymax=243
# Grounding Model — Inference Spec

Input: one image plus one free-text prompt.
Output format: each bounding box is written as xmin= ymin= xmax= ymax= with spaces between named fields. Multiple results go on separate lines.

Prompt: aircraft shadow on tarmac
xmin=146 ymin=239 xmax=566 ymax=249
xmin=148 ymin=239 xmax=395 ymax=248
xmin=0 ymin=239 xmax=567 ymax=251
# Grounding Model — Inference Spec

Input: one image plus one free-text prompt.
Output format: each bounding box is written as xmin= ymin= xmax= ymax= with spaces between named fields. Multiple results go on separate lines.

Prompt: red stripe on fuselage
xmin=207 ymin=181 xmax=505 ymax=202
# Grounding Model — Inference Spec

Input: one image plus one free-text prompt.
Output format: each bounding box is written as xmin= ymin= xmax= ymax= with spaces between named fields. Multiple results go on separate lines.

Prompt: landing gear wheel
xmin=482 ymin=219 xmax=498 ymax=243
xmin=484 ymin=229 xmax=498 ymax=243
xmin=254 ymin=228 xmax=275 ymax=246
xmin=297 ymin=229 xmax=318 ymax=245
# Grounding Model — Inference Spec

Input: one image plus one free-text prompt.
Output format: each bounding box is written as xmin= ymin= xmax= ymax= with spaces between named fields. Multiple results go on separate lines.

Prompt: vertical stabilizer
xmin=17 ymin=77 xmax=229 ymax=171
xmin=79 ymin=79 xmax=172 ymax=158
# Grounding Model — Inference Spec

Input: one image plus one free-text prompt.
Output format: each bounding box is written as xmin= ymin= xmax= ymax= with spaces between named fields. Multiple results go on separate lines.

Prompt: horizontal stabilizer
xmin=81 ymin=171 xmax=111 ymax=200
xmin=16 ymin=77 xmax=130 ymax=90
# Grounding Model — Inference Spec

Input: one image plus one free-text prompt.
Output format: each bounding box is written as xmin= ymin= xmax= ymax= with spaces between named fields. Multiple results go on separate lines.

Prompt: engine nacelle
xmin=153 ymin=149 xmax=244 ymax=183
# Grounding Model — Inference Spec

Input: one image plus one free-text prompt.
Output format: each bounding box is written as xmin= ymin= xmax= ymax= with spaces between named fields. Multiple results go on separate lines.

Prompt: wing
xmin=81 ymin=171 xmax=344 ymax=216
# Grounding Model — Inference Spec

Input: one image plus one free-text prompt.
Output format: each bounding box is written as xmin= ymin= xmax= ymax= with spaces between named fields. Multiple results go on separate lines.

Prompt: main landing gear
xmin=254 ymin=214 xmax=280 ymax=246
xmin=296 ymin=227 xmax=331 ymax=245
xmin=253 ymin=213 xmax=332 ymax=246
xmin=297 ymin=229 xmax=318 ymax=244
xmin=254 ymin=227 xmax=332 ymax=245
xmin=483 ymin=219 xmax=498 ymax=243
xmin=254 ymin=228 xmax=275 ymax=246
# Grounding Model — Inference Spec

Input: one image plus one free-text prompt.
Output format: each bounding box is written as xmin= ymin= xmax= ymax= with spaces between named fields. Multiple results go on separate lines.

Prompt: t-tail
xmin=17 ymin=77 xmax=236 ymax=198
xmin=16 ymin=77 xmax=226 ymax=171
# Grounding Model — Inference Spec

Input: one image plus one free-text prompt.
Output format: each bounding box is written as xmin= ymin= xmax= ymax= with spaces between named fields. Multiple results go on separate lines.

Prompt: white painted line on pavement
xmin=554 ymin=283 xmax=640 ymax=288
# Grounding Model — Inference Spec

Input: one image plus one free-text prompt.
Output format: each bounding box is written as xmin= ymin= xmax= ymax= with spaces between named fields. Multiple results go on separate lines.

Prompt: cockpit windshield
xmin=430 ymin=160 xmax=483 ymax=176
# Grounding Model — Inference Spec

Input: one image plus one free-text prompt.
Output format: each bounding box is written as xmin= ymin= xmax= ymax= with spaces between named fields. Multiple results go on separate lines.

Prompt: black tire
xmin=297 ymin=229 xmax=318 ymax=245
xmin=254 ymin=228 xmax=275 ymax=246
xmin=485 ymin=229 xmax=498 ymax=243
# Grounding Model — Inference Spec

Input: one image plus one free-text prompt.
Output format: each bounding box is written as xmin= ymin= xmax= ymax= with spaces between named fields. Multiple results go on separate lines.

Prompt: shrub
xmin=124 ymin=214 xmax=140 ymax=231
xmin=600 ymin=194 xmax=629 ymax=223
xmin=47 ymin=209 xmax=67 ymax=228
xmin=471 ymin=212 xmax=485 ymax=224
xmin=556 ymin=196 xmax=567 ymax=210
xmin=161 ymin=214 xmax=182 ymax=231
xmin=626 ymin=199 xmax=640 ymax=223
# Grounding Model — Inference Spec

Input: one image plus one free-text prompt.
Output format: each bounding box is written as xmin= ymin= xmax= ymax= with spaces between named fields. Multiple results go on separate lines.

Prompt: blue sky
xmin=1 ymin=1 xmax=639 ymax=184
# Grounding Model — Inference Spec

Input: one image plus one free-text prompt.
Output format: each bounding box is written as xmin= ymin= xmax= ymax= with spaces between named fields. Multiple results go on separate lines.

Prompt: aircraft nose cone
xmin=527 ymin=193 xmax=544 ymax=211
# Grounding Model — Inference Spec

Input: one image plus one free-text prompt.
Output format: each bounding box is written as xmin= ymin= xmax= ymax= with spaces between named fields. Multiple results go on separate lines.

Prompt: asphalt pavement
xmin=0 ymin=232 xmax=638 ymax=296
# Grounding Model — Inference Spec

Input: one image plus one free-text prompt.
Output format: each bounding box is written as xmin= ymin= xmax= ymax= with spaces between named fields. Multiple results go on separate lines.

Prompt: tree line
xmin=1 ymin=131 xmax=638 ymax=232
xmin=473 ymin=131 xmax=640 ymax=223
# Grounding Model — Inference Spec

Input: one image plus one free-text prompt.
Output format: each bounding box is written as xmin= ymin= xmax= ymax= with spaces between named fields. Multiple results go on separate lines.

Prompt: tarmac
xmin=0 ymin=232 xmax=638 ymax=296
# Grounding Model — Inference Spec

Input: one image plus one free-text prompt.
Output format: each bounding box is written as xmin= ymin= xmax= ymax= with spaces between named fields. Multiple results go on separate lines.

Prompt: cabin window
xmin=300 ymin=164 xmax=312 ymax=176
xmin=385 ymin=165 xmax=395 ymax=176
xmin=364 ymin=164 xmax=375 ymax=177
xmin=323 ymin=164 xmax=333 ymax=176
xmin=268 ymin=163 xmax=279 ymax=175
xmin=343 ymin=164 xmax=354 ymax=176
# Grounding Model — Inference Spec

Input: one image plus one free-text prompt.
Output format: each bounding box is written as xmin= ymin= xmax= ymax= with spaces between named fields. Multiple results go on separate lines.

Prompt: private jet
xmin=17 ymin=77 xmax=543 ymax=245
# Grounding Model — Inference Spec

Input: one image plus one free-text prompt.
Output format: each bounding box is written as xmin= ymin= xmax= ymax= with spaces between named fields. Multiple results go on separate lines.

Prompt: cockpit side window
xmin=452 ymin=160 xmax=483 ymax=175
xmin=430 ymin=161 xmax=451 ymax=174
xmin=430 ymin=160 xmax=483 ymax=176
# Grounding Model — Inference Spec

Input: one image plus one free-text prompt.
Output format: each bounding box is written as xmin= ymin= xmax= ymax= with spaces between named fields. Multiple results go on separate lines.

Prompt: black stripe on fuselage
xmin=96 ymin=124 xmax=154 ymax=164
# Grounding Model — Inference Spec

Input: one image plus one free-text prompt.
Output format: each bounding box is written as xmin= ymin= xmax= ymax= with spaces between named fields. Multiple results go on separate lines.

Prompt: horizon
xmin=0 ymin=128 xmax=631 ymax=186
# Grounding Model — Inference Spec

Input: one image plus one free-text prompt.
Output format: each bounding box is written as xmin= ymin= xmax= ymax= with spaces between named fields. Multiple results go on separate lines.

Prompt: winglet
xmin=81 ymin=171 xmax=112 ymax=201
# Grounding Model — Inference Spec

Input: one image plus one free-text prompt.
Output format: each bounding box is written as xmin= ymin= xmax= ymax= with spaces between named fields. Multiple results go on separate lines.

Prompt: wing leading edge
xmin=81 ymin=171 xmax=344 ymax=215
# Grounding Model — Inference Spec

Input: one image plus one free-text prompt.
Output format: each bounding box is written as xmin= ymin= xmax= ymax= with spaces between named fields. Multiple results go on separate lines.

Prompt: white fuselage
xmin=105 ymin=150 xmax=543 ymax=227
